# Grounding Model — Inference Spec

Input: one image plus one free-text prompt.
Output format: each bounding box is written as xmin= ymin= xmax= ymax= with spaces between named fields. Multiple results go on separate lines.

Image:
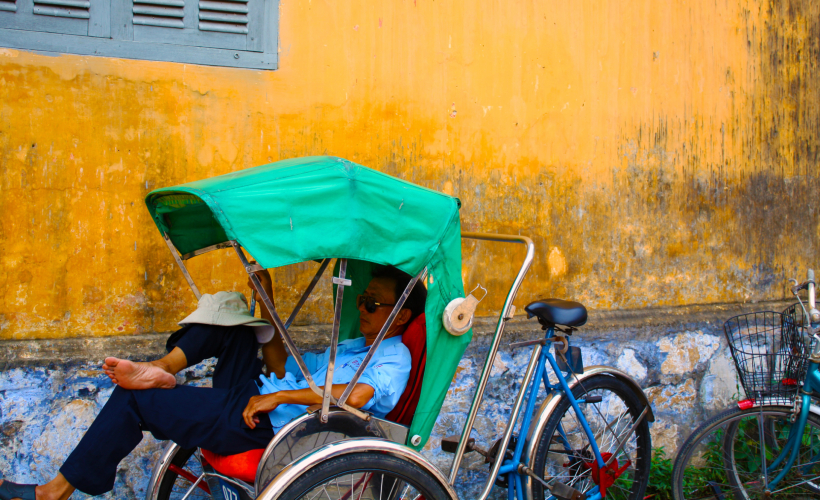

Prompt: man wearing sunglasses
xmin=245 ymin=265 xmax=426 ymax=430
xmin=0 ymin=266 xmax=426 ymax=500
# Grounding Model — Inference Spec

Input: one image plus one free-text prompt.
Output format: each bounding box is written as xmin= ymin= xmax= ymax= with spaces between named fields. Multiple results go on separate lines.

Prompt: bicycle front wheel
xmin=278 ymin=451 xmax=450 ymax=500
xmin=672 ymin=405 xmax=820 ymax=500
xmin=531 ymin=374 xmax=651 ymax=500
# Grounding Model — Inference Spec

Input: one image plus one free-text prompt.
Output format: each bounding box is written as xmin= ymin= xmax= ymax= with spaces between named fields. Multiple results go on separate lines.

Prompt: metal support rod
xmin=231 ymin=242 xmax=324 ymax=397
xmin=336 ymin=267 xmax=428 ymax=408
xmin=180 ymin=241 xmax=234 ymax=260
xmin=604 ymin=406 xmax=649 ymax=467
xmin=163 ymin=232 xmax=201 ymax=300
xmin=478 ymin=343 xmax=543 ymax=500
xmin=285 ymin=258 xmax=331 ymax=329
xmin=322 ymin=259 xmax=348 ymax=423
xmin=449 ymin=232 xmax=535 ymax=486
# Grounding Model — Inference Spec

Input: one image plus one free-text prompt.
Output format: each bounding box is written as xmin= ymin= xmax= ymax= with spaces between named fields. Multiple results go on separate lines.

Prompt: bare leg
xmin=102 ymin=347 xmax=187 ymax=390
xmin=0 ymin=474 xmax=74 ymax=500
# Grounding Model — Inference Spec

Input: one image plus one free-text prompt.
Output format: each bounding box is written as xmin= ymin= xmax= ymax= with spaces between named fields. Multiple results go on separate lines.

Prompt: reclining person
xmin=0 ymin=266 xmax=425 ymax=500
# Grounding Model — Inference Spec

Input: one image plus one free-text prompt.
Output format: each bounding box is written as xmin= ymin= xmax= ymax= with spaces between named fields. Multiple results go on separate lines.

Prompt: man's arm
xmin=248 ymin=267 xmax=288 ymax=378
xmin=242 ymin=383 xmax=375 ymax=429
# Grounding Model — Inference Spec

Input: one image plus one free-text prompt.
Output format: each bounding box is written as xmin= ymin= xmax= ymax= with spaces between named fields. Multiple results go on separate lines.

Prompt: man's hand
xmin=242 ymin=393 xmax=281 ymax=429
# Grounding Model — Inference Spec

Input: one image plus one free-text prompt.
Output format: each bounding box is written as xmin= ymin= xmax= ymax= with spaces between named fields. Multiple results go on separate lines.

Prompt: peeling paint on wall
xmin=1 ymin=0 xmax=819 ymax=340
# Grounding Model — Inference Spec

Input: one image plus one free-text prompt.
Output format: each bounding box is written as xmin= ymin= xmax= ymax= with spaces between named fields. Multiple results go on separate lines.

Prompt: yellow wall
xmin=1 ymin=0 xmax=818 ymax=340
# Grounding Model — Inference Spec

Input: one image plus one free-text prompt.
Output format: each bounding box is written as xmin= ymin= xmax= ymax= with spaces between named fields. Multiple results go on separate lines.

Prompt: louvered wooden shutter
xmin=130 ymin=0 xmax=262 ymax=52
xmin=33 ymin=0 xmax=90 ymax=19
xmin=133 ymin=0 xmax=184 ymax=28
xmin=0 ymin=0 xmax=277 ymax=69
xmin=199 ymin=0 xmax=247 ymax=34
xmin=0 ymin=0 xmax=108 ymax=36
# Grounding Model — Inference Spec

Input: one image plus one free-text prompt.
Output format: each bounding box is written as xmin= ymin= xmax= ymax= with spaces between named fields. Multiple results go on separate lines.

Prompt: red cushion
xmin=386 ymin=313 xmax=427 ymax=426
xmin=200 ymin=448 xmax=264 ymax=483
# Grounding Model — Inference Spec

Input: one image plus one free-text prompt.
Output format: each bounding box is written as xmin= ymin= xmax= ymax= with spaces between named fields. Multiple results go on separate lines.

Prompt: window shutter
xmin=0 ymin=0 xmax=277 ymax=69
xmin=129 ymin=0 xmax=261 ymax=51
xmin=0 ymin=0 xmax=92 ymax=35
xmin=33 ymin=0 xmax=89 ymax=19
xmin=133 ymin=0 xmax=183 ymax=29
xmin=198 ymin=0 xmax=247 ymax=35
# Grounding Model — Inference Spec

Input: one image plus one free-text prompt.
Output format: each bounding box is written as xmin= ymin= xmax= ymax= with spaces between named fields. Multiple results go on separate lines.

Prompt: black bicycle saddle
xmin=525 ymin=298 xmax=588 ymax=328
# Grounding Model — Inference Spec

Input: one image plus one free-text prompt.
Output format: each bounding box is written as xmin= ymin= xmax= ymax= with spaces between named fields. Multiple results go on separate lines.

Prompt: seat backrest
xmin=385 ymin=313 xmax=427 ymax=426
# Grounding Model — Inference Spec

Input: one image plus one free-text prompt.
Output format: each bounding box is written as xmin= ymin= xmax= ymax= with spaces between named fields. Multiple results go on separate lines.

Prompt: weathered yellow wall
xmin=1 ymin=0 xmax=819 ymax=339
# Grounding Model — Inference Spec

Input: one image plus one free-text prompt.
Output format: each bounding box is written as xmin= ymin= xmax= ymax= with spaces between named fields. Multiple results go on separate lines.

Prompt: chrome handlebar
xmin=790 ymin=270 xmax=820 ymax=357
xmin=809 ymin=269 xmax=820 ymax=323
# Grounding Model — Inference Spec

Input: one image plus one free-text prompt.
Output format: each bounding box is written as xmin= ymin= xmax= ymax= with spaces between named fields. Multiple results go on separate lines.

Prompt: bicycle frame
xmin=490 ymin=329 xmax=617 ymax=500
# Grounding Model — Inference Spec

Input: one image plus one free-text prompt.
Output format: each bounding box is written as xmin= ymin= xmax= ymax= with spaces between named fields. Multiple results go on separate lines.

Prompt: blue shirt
xmin=257 ymin=335 xmax=412 ymax=431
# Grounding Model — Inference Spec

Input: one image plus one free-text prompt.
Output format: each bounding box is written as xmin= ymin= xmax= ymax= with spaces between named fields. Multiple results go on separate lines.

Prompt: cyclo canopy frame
xmin=148 ymin=157 xmax=549 ymax=500
xmin=145 ymin=156 xmax=470 ymax=449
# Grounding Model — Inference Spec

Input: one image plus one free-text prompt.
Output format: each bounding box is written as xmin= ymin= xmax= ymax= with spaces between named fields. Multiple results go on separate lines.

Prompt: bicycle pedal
xmin=549 ymin=480 xmax=585 ymax=500
xmin=440 ymin=435 xmax=473 ymax=454
xmin=582 ymin=395 xmax=602 ymax=404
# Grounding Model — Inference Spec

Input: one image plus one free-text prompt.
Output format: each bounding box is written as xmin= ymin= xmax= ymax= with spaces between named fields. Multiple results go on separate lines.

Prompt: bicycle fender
xmin=522 ymin=366 xmax=655 ymax=500
xmin=145 ymin=441 xmax=184 ymax=500
xmin=255 ymin=438 xmax=458 ymax=500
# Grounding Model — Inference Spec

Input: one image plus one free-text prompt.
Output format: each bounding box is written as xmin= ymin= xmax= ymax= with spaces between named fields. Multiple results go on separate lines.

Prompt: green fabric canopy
xmin=145 ymin=156 xmax=472 ymax=450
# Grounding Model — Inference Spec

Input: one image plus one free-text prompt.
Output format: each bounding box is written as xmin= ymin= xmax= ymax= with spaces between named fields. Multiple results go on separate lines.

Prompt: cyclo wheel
xmin=672 ymin=405 xmax=820 ymax=500
xmin=531 ymin=374 xmax=651 ymax=500
xmin=279 ymin=451 xmax=450 ymax=500
xmin=153 ymin=445 xmax=212 ymax=500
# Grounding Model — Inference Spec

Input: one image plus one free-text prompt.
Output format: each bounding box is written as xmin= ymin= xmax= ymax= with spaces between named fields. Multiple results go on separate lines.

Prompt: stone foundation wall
xmin=0 ymin=301 xmax=786 ymax=499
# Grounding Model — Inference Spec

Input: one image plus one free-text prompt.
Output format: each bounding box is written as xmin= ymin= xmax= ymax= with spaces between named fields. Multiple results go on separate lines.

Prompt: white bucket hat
xmin=179 ymin=291 xmax=276 ymax=344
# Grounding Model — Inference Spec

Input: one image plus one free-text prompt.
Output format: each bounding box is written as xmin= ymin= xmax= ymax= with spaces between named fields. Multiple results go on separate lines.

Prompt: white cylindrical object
xmin=443 ymin=297 xmax=473 ymax=335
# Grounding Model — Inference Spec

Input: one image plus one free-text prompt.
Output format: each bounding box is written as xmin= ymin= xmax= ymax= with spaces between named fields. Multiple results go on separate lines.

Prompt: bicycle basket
xmin=723 ymin=311 xmax=810 ymax=400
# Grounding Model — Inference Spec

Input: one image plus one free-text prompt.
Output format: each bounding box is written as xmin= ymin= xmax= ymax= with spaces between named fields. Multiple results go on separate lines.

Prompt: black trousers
xmin=59 ymin=324 xmax=275 ymax=496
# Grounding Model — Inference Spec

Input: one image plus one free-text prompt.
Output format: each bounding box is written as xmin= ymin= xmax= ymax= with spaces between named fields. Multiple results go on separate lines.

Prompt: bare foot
xmin=102 ymin=357 xmax=176 ymax=390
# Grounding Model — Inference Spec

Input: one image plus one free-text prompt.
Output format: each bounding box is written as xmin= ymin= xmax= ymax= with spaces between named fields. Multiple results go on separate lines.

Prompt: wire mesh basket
xmin=723 ymin=311 xmax=810 ymax=400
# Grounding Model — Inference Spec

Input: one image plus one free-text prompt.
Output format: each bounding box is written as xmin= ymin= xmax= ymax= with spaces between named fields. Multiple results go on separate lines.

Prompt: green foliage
xmin=644 ymin=447 xmax=674 ymax=500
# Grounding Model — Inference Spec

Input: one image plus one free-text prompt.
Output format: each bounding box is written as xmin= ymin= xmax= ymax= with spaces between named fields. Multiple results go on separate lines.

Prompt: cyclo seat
xmin=199 ymin=313 xmax=428 ymax=483
xmin=525 ymin=298 xmax=588 ymax=327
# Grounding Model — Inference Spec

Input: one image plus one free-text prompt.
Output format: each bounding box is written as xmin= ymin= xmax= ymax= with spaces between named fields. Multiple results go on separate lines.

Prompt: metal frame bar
xmin=322 ymin=259 xmax=348 ymax=423
xmin=448 ymin=232 xmax=535 ymax=485
xmin=231 ymin=245 xmax=368 ymax=419
xmin=162 ymin=232 xmax=201 ymax=300
xmin=230 ymin=242 xmax=324 ymax=397
xmin=284 ymin=258 xmax=331 ymax=329
xmin=336 ymin=267 xmax=428 ymax=408
xmin=180 ymin=241 xmax=234 ymax=260
xmin=482 ymin=342 xmax=543 ymax=500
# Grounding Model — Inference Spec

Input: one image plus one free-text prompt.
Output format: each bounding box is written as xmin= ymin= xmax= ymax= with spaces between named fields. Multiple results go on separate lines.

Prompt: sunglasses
xmin=356 ymin=294 xmax=396 ymax=314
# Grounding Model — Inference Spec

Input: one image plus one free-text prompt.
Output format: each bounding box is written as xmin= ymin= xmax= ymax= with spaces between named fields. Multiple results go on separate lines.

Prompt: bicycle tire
xmin=672 ymin=405 xmax=820 ymax=500
xmin=531 ymin=374 xmax=651 ymax=500
xmin=279 ymin=451 xmax=450 ymax=500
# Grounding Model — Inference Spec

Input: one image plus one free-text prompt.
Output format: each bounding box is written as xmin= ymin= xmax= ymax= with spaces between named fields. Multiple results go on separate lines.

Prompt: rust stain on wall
xmin=0 ymin=0 xmax=818 ymax=339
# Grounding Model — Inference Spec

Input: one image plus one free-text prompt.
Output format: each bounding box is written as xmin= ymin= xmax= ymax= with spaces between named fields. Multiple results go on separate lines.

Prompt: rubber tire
xmin=155 ymin=446 xmax=199 ymax=500
xmin=279 ymin=452 xmax=450 ymax=500
xmin=672 ymin=405 xmax=820 ymax=500
xmin=531 ymin=374 xmax=652 ymax=500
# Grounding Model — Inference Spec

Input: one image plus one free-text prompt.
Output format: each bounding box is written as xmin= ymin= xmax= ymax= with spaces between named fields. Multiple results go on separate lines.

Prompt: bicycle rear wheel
xmin=531 ymin=374 xmax=651 ymax=500
xmin=278 ymin=452 xmax=450 ymax=500
xmin=672 ymin=406 xmax=820 ymax=500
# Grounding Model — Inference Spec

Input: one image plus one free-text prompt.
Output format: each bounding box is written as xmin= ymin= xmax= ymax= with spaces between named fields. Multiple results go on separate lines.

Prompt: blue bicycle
xmin=442 ymin=297 xmax=654 ymax=500
xmin=672 ymin=270 xmax=820 ymax=499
